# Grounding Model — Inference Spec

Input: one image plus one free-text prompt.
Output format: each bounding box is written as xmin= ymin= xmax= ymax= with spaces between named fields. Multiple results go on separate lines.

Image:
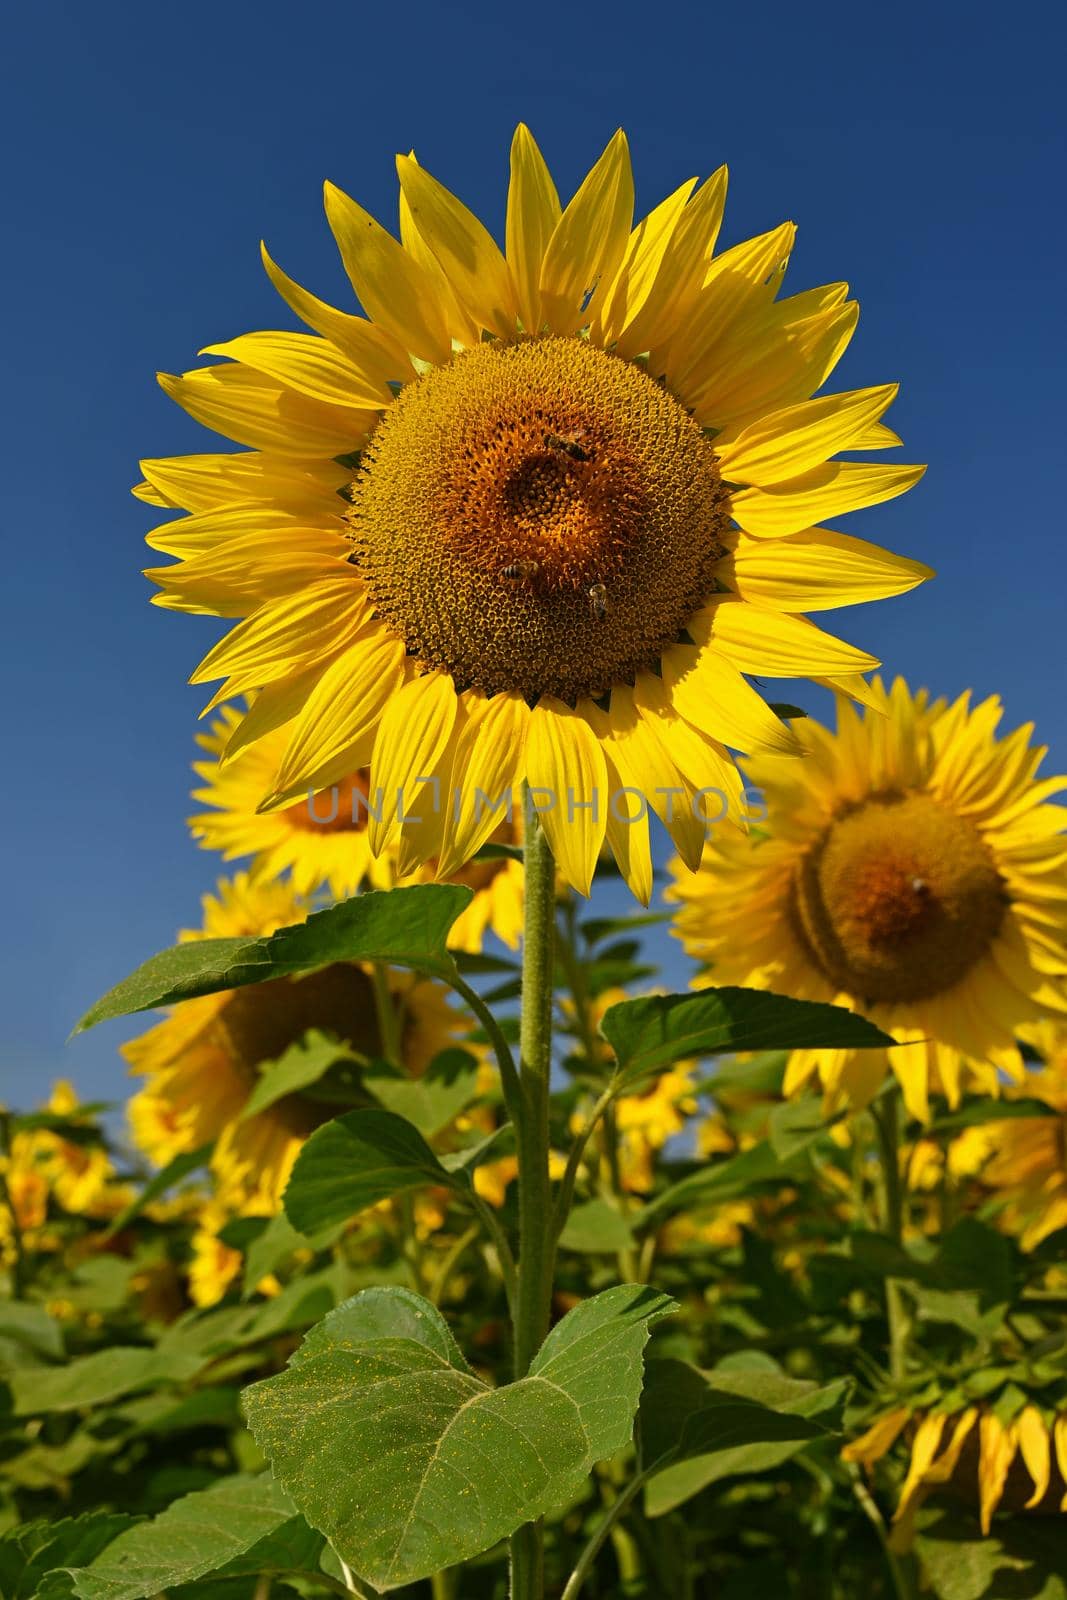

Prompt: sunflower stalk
xmin=509 ymin=786 xmax=559 ymax=1600
xmin=871 ymin=1087 xmax=911 ymax=1383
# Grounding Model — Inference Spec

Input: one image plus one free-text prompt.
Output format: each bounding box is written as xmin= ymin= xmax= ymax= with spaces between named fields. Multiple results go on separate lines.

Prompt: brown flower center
xmin=346 ymin=337 xmax=730 ymax=703
xmin=790 ymin=792 xmax=1007 ymax=1003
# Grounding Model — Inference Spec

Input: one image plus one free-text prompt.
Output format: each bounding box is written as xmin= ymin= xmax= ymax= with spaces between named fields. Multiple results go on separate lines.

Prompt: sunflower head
xmin=671 ymin=678 xmax=1067 ymax=1120
xmin=142 ymin=126 xmax=929 ymax=897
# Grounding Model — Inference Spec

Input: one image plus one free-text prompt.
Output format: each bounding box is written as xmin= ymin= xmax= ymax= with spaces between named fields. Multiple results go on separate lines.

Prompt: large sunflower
xmin=139 ymin=126 xmax=929 ymax=897
xmin=670 ymin=679 xmax=1067 ymax=1121
xmin=125 ymin=873 xmax=462 ymax=1213
xmin=188 ymin=703 xmax=524 ymax=949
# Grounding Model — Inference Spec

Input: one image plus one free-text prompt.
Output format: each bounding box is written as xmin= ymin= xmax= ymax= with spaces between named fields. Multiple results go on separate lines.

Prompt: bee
xmin=544 ymin=430 xmax=589 ymax=462
xmin=588 ymin=582 xmax=608 ymax=620
xmin=502 ymin=559 xmax=540 ymax=581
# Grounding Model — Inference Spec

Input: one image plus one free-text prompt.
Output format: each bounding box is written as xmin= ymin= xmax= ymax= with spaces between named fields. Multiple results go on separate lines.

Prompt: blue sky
xmin=2 ymin=0 xmax=1064 ymax=1115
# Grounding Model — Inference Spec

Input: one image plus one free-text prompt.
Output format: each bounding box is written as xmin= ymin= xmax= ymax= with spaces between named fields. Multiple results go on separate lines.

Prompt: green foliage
xmin=242 ymin=1285 xmax=674 ymax=1590
xmin=282 ymin=1108 xmax=461 ymax=1234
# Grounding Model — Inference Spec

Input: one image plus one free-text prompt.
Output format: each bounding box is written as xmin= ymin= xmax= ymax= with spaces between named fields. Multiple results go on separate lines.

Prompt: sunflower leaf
xmin=282 ymin=1108 xmax=459 ymax=1234
xmin=600 ymin=987 xmax=894 ymax=1091
xmin=73 ymin=885 xmax=473 ymax=1031
xmin=241 ymin=1284 xmax=675 ymax=1592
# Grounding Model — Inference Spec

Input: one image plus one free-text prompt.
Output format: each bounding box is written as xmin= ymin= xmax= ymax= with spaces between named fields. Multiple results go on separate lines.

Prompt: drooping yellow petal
xmin=190 ymin=579 xmax=370 ymax=694
xmin=841 ymin=1406 xmax=911 ymax=1465
xmin=1055 ymin=1417 xmax=1067 ymax=1510
xmin=323 ymin=180 xmax=452 ymax=364
xmin=526 ymin=697 xmax=609 ymax=895
xmin=261 ymin=243 xmax=417 ymax=387
xmin=593 ymin=178 xmax=696 ymax=347
xmin=696 ymin=600 xmax=880 ymax=678
xmin=892 ymin=1412 xmax=946 ymax=1524
xmin=717 ymin=385 xmax=899 ymax=487
xmin=539 ymin=130 xmax=634 ymax=336
xmin=722 ymin=527 xmax=932 ymax=611
xmin=731 ymin=461 xmax=926 ymax=539
xmin=505 ymin=124 xmax=562 ymax=335
xmin=368 ymin=672 xmax=459 ymax=856
xmin=201 ymin=331 xmax=393 ymax=411
xmin=581 ymin=699 xmax=654 ymax=904
xmin=396 ymin=154 xmax=518 ymax=340
xmin=1017 ymin=1407 xmax=1051 ymax=1507
xmin=270 ymin=628 xmax=406 ymax=800
xmin=437 ymin=691 xmax=530 ymax=876
xmin=158 ymin=366 xmax=370 ymax=459
xmin=978 ymin=1411 xmax=1018 ymax=1534
xmin=605 ymin=684 xmax=705 ymax=871
xmin=657 ymin=642 xmax=802 ymax=754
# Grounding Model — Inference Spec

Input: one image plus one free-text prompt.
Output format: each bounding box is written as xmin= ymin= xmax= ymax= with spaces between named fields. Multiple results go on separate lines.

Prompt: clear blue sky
xmin=2 ymin=0 xmax=1064 ymax=1113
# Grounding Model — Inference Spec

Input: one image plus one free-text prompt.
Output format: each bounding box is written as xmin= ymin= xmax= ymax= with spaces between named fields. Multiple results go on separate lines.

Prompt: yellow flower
xmin=190 ymin=702 xmax=524 ymax=952
xmin=844 ymin=1401 xmax=1067 ymax=1541
xmin=474 ymin=1151 xmax=568 ymax=1209
xmin=0 ymin=1081 xmax=129 ymax=1256
xmin=671 ymin=678 xmax=1067 ymax=1121
xmin=125 ymin=872 xmax=463 ymax=1214
xmin=952 ymin=1022 xmax=1067 ymax=1249
xmin=613 ymin=1068 xmax=697 ymax=1193
xmin=140 ymin=127 xmax=928 ymax=900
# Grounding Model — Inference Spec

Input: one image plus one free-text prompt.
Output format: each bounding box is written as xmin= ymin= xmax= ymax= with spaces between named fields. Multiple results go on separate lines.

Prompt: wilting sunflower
xmin=671 ymin=679 xmax=1067 ymax=1121
xmin=189 ymin=703 xmax=524 ymax=949
xmin=844 ymin=1399 xmax=1067 ymax=1540
xmin=950 ymin=1020 xmax=1067 ymax=1249
xmin=125 ymin=873 xmax=462 ymax=1213
xmin=138 ymin=125 xmax=929 ymax=898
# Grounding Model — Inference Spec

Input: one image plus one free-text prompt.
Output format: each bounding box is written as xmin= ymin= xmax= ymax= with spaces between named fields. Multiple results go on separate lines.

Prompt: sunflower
xmin=671 ymin=679 xmax=1067 ymax=1121
xmin=1 ymin=1082 xmax=129 ymax=1260
xmin=844 ymin=1400 xmax=1067 ymax=1540
xmin=189 ymin=703 xmax=525 ymax=950
xmin=125 ymin=873 xmax=463 ymax=1213
xmin=949 ymin=1021 xmax=1067 ymax=1250
xmin=139 ymin=125 xmax=929 ymax=899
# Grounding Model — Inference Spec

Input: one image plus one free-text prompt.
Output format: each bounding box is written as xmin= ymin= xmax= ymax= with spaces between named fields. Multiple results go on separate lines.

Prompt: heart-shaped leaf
xmin=282 ymin=1109 xmax=457 ymax=1235
xmin=242 ymin=1283 xmax=675 ymax=1590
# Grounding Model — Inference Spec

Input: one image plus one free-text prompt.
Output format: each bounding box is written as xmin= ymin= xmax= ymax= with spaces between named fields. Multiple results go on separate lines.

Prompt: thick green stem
xmin=871 ymin=1089 xmax=910 ymax=1382
xmin=509 ymin=788 xmax=558 ymax=1600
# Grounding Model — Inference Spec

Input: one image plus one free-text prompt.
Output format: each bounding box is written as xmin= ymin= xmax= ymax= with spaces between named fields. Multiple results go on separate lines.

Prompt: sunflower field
xmin=4 ymin=126 xmax=1067 ymax=1600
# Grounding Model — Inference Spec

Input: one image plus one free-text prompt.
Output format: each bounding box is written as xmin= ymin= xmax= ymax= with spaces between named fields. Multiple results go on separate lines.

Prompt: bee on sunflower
xmin=671 ymin=678 xmax=1067 ymax=1121
xmin=139 ymin=125 xmax=929 ymax=900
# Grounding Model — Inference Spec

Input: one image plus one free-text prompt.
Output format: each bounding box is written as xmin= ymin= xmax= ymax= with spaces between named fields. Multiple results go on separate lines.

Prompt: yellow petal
xmin=145 ymin=504 xmax=341 ymax=557
xmin=526 ymin=697 xmax=609 ymax=895
xmin=323 ymin=180 xmax=452 ymax=364
xmin=220 ymin=666 xmax=325 ymax=766
xmin=722 ymin=527 xmax=933 ymax=611
xmin=731 ymin=461 xmax=926 ymax=539
xmin=396 ymin=154 xmax=517 ymax=340
xmin=158 ymin=366 xmax=369 ymax=459
xmin=893 ymin=1413 xmax=946 ymax=1523
xmin=1017 ymin=1406 xmax=1051 ymax=1508
xmin=271 ymin=628 xmax=406 ymax=799
xmin=594 ymin=177 xmax=696 ymax=346
xmin=657 ymin=642 xmax=802 ymax=754
xmin=398 ymin=154 xmax=480 ymax=347
xmin=137 ymin=452 xmax=349 ymax=515
xmin=841 ymin=1406 xmax=911 ymax=1465
xmin=696 ymin=600 xmax=879 ymax=678
xmin=717 ymin=385 xmax=899 ymax=487
xmin=539 ymin=130 xmax=634 ymax=336
xmin=261 ymin=243 xmax=416 ymax=386
xmin=437 ymin=692 xmax=530 ymax=877
xmin=506 ymin=124 xmax=562 ymax=335
xmin=605 ymin=684 xmax=705 ymax=871
xmin=817 ymin=673 xmax=889 ymax=712
xmin=978 ymin=1411 xmax=1018 ymax=1534
xmin=368 ymin=672 xmax=459 ymax=855
xmin=616 ymin=167 xmax=727 ymax=358
xmin=1055 ymin=1417 xmax=1067 ymax=1510
xmin=190 ymin=579 xmax=370 ymax=693
xmin=581 ymin=700 xmax=654 ymax=904
xmin=667 ymin=222 xmax=795 ymax=396
xmin=692 ymin=300 xmax=858 ymax=433
xmin=201 ymin=330 xmax=392 ymax=411
xmin=146 ymin=532 xmax=348 ymax=615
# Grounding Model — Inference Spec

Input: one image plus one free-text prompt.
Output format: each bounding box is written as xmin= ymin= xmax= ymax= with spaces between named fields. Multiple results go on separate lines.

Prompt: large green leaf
xmin=74 ymin=885 xmax=472 ymax=1031
xmin=640 ymin=1359 xmax=846 ymax=1516
xmin=240 ymin=1030 xmax=361 ymax=1120
xmin=242 ymin=1283 xmax=675 ymax=1591
xmin=60 ymin=1475 xmax=322 ymax=1600
xmin=600 ymin=987 xmax=893 ymax=1090
xmin=0 ymin=1513 xmax=138 ymax=1600
xmin=0 ymin=1300 xmax=65 ymax=1364
xmin=915 ymin=1509 xmax=1067 ymax=1600
xmin=282 ymin=1108 xmax=457 ymax=1234
xmin=9 ymin=1347 xmax=204 ymax=1415
xmin=364 ymin=1047 xmax=481 ymax=1136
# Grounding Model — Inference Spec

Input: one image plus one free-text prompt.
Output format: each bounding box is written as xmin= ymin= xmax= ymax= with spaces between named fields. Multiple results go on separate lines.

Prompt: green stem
xmin=847 ymin=1463 xmax=914 ymax=1600
xmin=509 ymin=787 xmax=559 ymax=1600
xmin=559 ymin=1468 xmax=653 ymax=1600
xmin=551 ymin=1084 xmax=617 ymax=1242
xmin=430 ymin=1223 xmax=480 ymax=1307
xmin=871 ymin=1089 xmax=910 ymax=1382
